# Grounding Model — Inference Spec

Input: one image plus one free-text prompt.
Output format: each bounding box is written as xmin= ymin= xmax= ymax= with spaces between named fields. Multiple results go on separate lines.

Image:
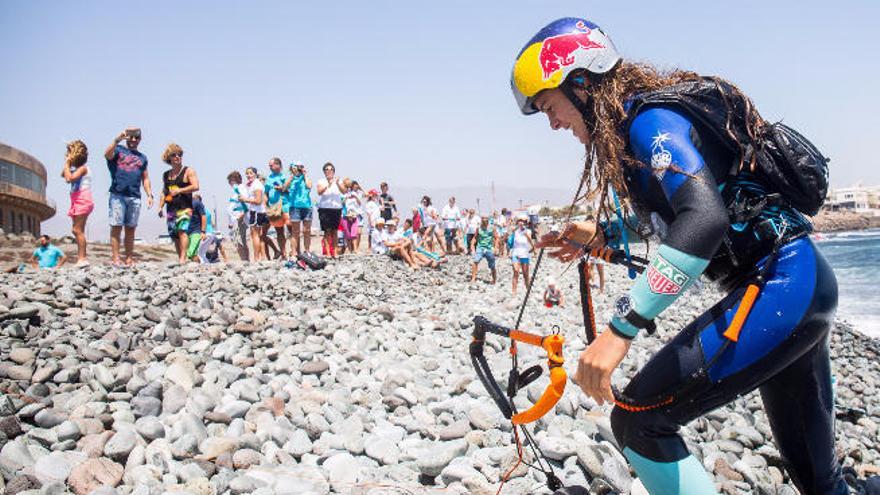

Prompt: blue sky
xmin=1 ymin=1 xmax=877 ymax=238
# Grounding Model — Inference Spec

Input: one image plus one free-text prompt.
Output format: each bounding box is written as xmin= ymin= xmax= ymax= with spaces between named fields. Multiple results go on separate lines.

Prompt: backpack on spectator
xmin=265 ymin=199 xmax=284 ymax=219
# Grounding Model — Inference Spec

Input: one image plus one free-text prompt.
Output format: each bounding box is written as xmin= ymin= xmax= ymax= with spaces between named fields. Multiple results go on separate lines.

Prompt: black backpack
xmin=297 ymin=251 xmax=327 ymax=270
xmin=625 ymin=77 xmax=829 ymax=216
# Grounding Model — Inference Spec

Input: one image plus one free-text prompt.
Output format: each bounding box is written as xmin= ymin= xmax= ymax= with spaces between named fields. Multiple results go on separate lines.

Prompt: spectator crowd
xmin=36 ymin=127 xmax=555 ymax=295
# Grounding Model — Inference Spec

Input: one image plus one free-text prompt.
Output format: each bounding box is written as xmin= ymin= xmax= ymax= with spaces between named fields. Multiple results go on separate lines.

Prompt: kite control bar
xmin=470 ymin=316 xmax=566 ymax=425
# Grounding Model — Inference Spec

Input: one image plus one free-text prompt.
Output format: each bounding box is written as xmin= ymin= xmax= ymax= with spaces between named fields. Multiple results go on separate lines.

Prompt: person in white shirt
xmin=440 ymin=196 xmax=461 ymax=253
xmin=226 ymin=171 xmax=250 ymax=261
xmin=371 ymin=218 xmax=389 ymax=254
xmin=315 ymin=162 xmax=348 ymax=259
xmin=364 ymin=189 xmax=382 ymax=249
xmin=418 ymin=196 xmax=444 ymax=255
xmin=382 ymin=219 xmax=419 ymax=268
xmin=509 ymin=214 xmax=535 ymax=296
xmin=239 ymin=167 xmax=268 ymax=261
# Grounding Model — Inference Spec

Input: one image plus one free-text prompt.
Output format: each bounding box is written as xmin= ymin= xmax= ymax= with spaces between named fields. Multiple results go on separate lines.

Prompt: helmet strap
xmin=560 ymin=73 xmax=596 ymax=129
xmin=560 ymin=82 xmax=591 ymax=116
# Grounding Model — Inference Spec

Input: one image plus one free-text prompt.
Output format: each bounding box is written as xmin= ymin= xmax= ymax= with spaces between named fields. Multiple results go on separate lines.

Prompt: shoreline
xmin=810 ymin=210 xmax=880 ymax=233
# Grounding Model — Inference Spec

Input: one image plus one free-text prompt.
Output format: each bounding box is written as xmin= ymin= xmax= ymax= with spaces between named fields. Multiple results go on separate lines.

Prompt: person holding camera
xmin=104 ymin=127 xmax=153 ymax=267
xmin=285 ymin=161 xmax=313 ymax=256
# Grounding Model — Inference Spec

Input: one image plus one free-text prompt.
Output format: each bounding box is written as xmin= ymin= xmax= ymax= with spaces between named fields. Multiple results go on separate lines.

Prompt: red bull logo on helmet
xmin=539 ymin=21 xmax=605 ymax=80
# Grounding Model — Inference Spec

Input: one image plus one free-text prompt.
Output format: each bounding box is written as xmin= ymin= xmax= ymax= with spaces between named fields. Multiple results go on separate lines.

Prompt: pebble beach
xmin=0 ymin=251 xmax=878 ymax=495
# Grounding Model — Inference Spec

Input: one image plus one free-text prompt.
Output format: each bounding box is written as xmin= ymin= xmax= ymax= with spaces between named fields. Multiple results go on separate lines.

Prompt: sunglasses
xmin=171 ymin=152 xmax=183 ymax=158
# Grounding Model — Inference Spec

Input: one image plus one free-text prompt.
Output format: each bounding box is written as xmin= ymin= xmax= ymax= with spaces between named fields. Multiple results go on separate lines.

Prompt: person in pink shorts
xmin=340 ymin=179 xmax=362 ymax=254
xmin=61 ymin=140 xmax=94 ymax=266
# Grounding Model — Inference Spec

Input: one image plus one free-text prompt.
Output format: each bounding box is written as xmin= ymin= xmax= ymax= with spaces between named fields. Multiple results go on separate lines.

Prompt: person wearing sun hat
xmin=370 ymin=217 xmax=387 ymax=254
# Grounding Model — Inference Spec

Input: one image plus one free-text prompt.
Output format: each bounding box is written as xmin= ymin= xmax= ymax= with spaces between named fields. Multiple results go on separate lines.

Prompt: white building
xmin=825 ymin=184 xmax=880 ymax=215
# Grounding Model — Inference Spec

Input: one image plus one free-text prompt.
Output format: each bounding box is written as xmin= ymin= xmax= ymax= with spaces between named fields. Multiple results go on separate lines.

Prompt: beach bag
xmin=266 ymin=199 xmax=283 ymax=220
xmin=625 ymin=77 xmax=829 ymax=216
xmin=506 ymin=232 xmax=515 ymax=250
xmin=297 ymin=251 xmax=326 ymax=270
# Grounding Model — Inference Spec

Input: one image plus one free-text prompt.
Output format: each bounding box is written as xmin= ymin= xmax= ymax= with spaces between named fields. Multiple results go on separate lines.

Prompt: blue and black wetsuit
xmin=604 ymin=105 xmax=845 ymax=494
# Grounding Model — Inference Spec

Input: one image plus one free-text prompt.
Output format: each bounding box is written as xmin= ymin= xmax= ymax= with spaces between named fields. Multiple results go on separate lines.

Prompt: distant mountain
xmin=388 ymin=184 xmax=575 ymax=216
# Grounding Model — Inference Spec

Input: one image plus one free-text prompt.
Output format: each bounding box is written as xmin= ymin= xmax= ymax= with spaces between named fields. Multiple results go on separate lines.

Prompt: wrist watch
xmin=614 ymin=295 xmax=657 ymax=335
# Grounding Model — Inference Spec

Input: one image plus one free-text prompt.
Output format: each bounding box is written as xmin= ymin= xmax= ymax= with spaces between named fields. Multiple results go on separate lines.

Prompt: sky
xmin=2 ymin=0 xmax=878 ymax=239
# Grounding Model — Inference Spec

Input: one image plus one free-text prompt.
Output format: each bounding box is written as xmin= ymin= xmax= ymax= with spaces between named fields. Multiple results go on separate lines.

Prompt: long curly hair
xmin=65 ymin=140 xmax=88 ymax=168
xmin=573 ymin=62 xmax=765 ymax=238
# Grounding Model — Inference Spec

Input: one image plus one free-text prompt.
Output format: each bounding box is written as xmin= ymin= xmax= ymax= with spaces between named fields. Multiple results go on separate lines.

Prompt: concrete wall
xmin=0 ymin=142 xmax=55 ymax=235
xmin=0 ymin=202 xmax=43 ymax=235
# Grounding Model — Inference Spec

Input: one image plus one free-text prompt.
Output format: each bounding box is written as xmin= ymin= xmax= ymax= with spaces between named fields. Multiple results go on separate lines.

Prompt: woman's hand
xmin=574 ymin=328 xmax=631 ymax=405
xmin=535 ymin=221 xmax=603 ymax=262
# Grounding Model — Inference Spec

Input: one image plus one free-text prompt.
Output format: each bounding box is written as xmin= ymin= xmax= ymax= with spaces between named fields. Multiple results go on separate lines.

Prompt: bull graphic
xmin=539 ymin=23 xmax=605 ymax=80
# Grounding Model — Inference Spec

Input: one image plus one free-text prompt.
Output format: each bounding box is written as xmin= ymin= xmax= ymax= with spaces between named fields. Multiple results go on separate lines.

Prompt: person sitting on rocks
xmin=31 ymin=235 xmax=67 ymax=270
xmin=543 ymin=277 xmax=564 ymax=307
xmin=381 ymin=219 xmax=419 ymax=268
xmin=199 ymin=233 xmax=228 ymax=264
xmin=370 ymin=217 xmax=388 ymax=255
xmin=197 ymin=196 xmax=227 ymax=264
xmin=401 ymin=219 xmax=440 ymax=268
xmin=412 ymin=225 xmax=448 ymax=265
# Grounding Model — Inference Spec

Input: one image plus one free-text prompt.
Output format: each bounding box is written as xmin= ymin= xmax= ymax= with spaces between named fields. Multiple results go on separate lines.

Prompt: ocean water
xmin=814 ymin=229 xmax=880 ymax=339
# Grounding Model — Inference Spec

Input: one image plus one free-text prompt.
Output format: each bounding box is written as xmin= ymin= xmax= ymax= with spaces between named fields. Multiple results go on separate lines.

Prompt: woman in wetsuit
xmin=512 ymin=17 xmax=859 ymax=495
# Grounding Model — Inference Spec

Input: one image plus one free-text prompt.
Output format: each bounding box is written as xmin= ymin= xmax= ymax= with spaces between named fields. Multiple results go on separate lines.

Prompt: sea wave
xmin=813 ymin=228 xmax=880 ymax=242
xmin=814 ymin=229 xmax=880 ymax=340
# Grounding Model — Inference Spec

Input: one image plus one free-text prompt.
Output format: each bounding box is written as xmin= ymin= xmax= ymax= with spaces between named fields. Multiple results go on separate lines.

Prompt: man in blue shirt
xmin=31 ymin=235 xmax=67 ymax=269
xmin=103 ymin=127 xmax=154 ymax=267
